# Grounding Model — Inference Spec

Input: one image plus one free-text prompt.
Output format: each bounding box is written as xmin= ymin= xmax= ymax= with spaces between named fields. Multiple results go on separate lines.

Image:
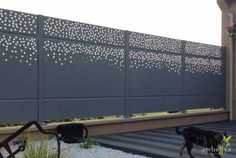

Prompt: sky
xmin=0 ymin=0 xmax=222 ymax=46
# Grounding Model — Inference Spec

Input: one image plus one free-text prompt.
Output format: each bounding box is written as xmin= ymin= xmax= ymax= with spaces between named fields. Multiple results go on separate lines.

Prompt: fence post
xmin=37 ymin=15 xmax=45 ymax=123
xmin=181 ymin=41 xmax=187 ymax=113
xmin=123 ymin=30 xmax=129 ymax=118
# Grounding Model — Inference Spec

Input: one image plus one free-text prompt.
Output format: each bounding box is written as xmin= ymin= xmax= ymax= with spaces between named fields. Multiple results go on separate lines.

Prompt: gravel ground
xmin=1 ymin=139 xmax=149 ymax=158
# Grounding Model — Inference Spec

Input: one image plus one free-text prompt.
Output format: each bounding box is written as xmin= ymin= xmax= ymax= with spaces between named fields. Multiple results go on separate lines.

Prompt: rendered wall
xmin=218 ymin=0 xmax=236 ymax=120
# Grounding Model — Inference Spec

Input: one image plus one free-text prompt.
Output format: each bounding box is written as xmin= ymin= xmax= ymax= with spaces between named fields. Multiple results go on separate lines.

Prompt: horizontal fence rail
xmin=0 ymin=8 xmax=226 ymax=123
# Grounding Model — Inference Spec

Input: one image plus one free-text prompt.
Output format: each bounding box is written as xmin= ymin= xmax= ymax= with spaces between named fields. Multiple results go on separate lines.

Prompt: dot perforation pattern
xmin=0 ymin=9 xmax=37 ymax=35
xmin=185 ymin=57 xmax=223 ymax=75
xmin=44 ymin=17 xmax=125 ymax=46
xmin=43 ymin=39 xmax=124 ymax=71
xmin=0 ymin=34 xmax=38 ymax=66
xmin=185 ymin=42 xmax=222 ymax=58
xmin=128 ymin=32 xmax=182 ymax=53
xmin=128 ymin=50 xmax=182 ymax=74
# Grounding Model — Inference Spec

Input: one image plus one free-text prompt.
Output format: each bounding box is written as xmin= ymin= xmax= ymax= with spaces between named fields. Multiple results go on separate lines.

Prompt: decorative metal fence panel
xmin=0 ymin=9 xmax=225 ymax=123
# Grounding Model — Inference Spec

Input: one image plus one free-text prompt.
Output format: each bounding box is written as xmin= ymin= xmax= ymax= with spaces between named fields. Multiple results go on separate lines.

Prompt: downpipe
xmin=227 ymin=12 xmax=234 ymax=120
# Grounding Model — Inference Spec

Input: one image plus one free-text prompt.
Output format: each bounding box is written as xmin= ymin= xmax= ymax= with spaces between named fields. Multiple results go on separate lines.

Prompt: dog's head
xmin=215 ymin=131 xmax=232 ymax=147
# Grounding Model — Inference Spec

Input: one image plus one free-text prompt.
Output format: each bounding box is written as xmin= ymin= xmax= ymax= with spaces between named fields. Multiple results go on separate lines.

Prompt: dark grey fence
xmin=0 ymin=9 xmax=225 ymax=123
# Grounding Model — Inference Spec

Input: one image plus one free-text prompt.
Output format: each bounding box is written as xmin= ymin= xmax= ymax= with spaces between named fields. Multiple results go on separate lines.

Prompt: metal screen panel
xmin=43 ymin=98 xmax=125 ymax=120
xmin=0 ymin=100 xmax=38 ymax=123
xmin=0 ymin=9 xmax=38 ymax=123
xmin=183 ymin=42 xmax=225 ymax=108
xmin=127 ymin=96 xmax=183 ymax=114
xmin=126 ymin=32 xmax=184 ymax=114
xmin=43 ymin=38 xmax=125 ymax=98
xmin=0 ymin=33 xmax=38 ymax=99
xmin=127 ymin=49 xmax=182 ymax=96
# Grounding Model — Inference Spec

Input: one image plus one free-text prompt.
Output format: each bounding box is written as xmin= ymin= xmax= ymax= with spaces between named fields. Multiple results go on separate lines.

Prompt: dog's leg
xmin=0 ymin=152 xmax=3 ymax=158
xmin=212 ymin=145 xmax=222 ymax=158
xmin=179 ymin=142 xmax=186 ymax=156
xmin=207 ymin=150 xmax=213 ymax=158
xmin=186 ymin=143 xmax=194 ymax=158
xmin=212 ymin=151 xmax=221 ymax=158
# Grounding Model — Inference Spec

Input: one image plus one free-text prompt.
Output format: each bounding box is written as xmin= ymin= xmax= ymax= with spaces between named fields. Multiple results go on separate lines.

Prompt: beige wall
xmin=218 ymin=0 xmax=236 ymax=120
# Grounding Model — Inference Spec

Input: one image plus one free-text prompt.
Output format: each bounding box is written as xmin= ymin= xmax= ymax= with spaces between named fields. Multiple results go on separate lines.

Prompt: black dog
xmin=176 ymin=127 xmax=231 ymax=158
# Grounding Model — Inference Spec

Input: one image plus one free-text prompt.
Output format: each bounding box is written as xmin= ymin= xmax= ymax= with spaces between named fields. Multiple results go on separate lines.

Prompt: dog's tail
xmin=176 ymin=127 xmax=182 ymax=135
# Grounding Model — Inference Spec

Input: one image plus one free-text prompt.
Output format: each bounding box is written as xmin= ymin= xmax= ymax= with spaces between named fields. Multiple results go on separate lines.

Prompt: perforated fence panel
xmin=0 ymin=9 xmax=225 ymax=123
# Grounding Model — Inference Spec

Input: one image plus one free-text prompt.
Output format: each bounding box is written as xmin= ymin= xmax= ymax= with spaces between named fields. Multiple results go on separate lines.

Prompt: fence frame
xmin=0 ymin=8 xmax=226 ymax=123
